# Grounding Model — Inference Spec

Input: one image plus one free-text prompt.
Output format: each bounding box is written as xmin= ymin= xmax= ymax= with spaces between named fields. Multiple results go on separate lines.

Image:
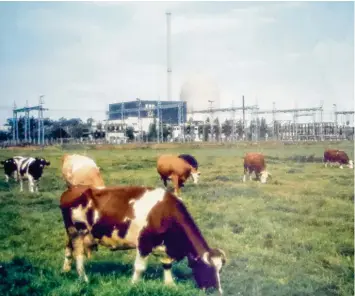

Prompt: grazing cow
xmin=243 ymin=152 xmax=271 ymax=184
xmin=60 ymin=185 xmax=226 ymax=294
xmin=1 ymin=157 xmax=19 ymax=183
xmin=178 ymin=154 xmax=199 ymax=172
xmin=61 ymin=154 xmax=105 ymax=189
xmin=15 ymin=156 xmax=50 ymax=192
xmin=157 ymin=154 xmax=201 ymax=197
xmin=323 ymin=149 xmax=353 ymax=169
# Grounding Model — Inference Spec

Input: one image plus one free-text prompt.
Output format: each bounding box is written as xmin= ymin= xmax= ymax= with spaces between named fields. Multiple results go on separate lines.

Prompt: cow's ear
xmin=0 ymin=161 xmax=5 ymax=165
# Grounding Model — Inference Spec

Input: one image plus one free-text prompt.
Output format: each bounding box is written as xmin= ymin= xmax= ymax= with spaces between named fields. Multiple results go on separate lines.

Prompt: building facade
xmin=108 ymin=99 xmax=187 ymax=124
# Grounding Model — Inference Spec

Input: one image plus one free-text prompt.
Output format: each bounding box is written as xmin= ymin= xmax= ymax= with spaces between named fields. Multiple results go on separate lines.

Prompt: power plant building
xmin=108 ymin=100 xmax=187 ymax=124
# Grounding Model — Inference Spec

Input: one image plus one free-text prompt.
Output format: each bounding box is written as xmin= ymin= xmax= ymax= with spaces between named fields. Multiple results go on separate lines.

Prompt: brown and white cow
xmin=243 ymin=152 xmax=271 ymax=184
xmin=61 ymin=154 xmax=105 ymax=188
xmin=323 ymin=149 xmax=353 ymax=169
xmin=157 ymin=154 xmax=200 ymax=197
xmin=60 ymin=185 xmax=226 ymax=294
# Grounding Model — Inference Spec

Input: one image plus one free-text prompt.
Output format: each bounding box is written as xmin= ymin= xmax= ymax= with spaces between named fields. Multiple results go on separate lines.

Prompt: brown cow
xmin=59 ymin=185 xmax=227 ymax=294
xmin=61 ymin=154 xmax=105 ymax=189
xmin=157 ymin=154 xmax=200 ymax=197
xmin=243 ymin=152 xmax=271 ymax=184
xmin=323 ymin=149 xmax=353 ymax=169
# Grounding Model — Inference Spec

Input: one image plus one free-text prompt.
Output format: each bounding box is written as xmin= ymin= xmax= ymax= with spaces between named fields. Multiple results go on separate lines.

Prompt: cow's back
xmin=62 ymin=154 xmax=105 ymax=188
xmin=157 ymin=155 xmax=190 ymax=176
xmin=244 ymin=153 xmax=265 ymax=171
xmin=324 ymin=149 xmax=338 ymax=162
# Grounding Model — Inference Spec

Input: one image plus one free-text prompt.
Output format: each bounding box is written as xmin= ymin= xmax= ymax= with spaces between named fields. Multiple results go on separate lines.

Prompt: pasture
xmin=0 ymin=141 xmax=353 ymax=296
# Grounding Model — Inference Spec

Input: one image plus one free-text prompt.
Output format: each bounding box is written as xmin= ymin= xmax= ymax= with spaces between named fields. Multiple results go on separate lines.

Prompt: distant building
xmin=0 ymin=125 xmax=10 ymax=132
xmin=106 ymin=99 xmax=187 ymax=143
xmin=108 ymin=100 xmax=187 ymax=124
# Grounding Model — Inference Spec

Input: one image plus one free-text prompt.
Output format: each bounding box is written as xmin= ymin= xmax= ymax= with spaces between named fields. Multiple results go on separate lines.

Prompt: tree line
xmin=3 ymin=115 xmax=345 ymax=143
xmin=0 ymin=115 xmax=272 ymax=142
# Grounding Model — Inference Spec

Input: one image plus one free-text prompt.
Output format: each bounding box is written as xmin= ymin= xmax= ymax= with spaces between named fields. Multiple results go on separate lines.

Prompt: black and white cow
xmin=1 ymin=157 xmax=19 ymax=183
xmin=14 ymin=156 xmax=51 ymax=192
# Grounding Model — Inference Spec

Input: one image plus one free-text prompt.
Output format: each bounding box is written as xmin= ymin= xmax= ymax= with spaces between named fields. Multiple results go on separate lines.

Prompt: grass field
xmin=0 ymin=141 xmax=354 ymax=296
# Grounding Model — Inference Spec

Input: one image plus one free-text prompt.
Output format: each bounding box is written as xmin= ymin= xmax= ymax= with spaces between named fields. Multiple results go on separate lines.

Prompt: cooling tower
xmin=180 ymin=73 xmax=220 ymax=113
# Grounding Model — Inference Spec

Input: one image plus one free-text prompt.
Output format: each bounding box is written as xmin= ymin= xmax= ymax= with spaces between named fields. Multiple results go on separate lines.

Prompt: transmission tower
xmin=208 ymin=100 xmax=214 ymax=142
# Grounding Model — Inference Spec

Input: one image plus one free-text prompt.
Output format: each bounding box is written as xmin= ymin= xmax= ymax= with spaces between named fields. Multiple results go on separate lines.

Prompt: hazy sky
xmin=0 ymin=1 xmax=353 ymax=124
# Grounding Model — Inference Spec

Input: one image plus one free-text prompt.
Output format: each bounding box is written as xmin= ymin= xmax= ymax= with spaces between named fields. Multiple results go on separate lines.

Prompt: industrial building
xmin=105 ymin=99 xmax=187 ymax=142
xmin=108 ymin=100 xmax=187 ymax=123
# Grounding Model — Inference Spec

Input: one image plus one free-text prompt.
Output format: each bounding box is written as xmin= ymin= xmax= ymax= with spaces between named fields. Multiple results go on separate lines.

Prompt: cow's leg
xmin=161 ymin=175 xmax=168 ymax=187
xmin=243 ymin=167 xmax=247 ymax=182
xmin=19 ymin=177 xmax=23 ymax=192
xmin=62 ymin=239 xmax=73 ymax=272
xmin=131 ymin=250 xmax=148 ymax=284
xmin=249 ymin=170 xmax=253 ymax=181
xmin=28 ymin=175 xmax=35 ymax=193
xmin=5 ymin=174 xmax=9 ymax=183
xmin=33 ymin=179 xmax=39 ymax=192
xmin=14 ymin=172 xmax=18 ymax=182
xmin=339 ymin=164 xmax=343 ymax=169
xmin=161 ymin=257 xmax=176 ymax=286
xmin=72 ymin=234 xmax=88 ymax=282
xmin=171 ymin=175 xmax=181 ymax=198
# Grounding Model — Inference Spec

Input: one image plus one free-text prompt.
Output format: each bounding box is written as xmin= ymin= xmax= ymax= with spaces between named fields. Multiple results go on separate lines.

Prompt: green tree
xmin=213 ymin=118 xmax=220 ymax=141
xmin=236 ymin=120 xmax=243 ymax=138
xmin=203 ymin=118 xmax=211 ymax=141
xmin=148 ymin=117 xmax=157 ymax=142
xmin=222 ymin=120 xmax=233 ymax=138
xmin=162 ymin=125 xmax=170 ymax=141
xmin=125 ymin=126 xmax=135 ymax=141
xmin=259 ymin=117 xmax=268 ymax=139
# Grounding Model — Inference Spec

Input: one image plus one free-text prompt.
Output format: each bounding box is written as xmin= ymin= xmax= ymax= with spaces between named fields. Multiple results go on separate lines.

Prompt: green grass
xmin=0 ymin=141 xmax=353 ymax=296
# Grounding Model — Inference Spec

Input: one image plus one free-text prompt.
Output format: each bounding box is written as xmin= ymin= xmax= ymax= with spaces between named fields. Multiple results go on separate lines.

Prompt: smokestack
xmin=166 ymin=11 xmax=172 ymax=101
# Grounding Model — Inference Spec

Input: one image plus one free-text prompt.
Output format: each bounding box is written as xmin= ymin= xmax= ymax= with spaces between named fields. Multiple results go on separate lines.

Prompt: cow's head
xmin=1 ymin=158 xmax=17 ymax=174
xmin=190 ymin=167 xmax=201 ymax=184
xmin=188 ymin=248 xmax=227 ymax=294
xmin=348 ymin=160 xmax=354 ymax=169
xmin=35 ymin=158 xmax=51 ymax=167
xmin=260 ymin=170 xmax=271 ymax=184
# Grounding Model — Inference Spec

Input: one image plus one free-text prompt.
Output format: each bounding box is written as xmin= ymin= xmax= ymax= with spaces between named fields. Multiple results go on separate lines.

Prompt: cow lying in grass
xmin=61 ymin=154 xmax=105 ymax=188
xmin=60 ymin=185 xmax=226 ymax=294
xmin=157 ymin=154 xmax=201 ymax=197
xmin=323 ymin=149 xmax=353 ymax=169
xmin=243 ymin=152 xmax=271 ymax=184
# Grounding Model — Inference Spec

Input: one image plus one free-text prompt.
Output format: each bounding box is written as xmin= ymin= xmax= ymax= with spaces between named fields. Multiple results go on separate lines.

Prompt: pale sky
xmin=0 ymin=1 xmax=354 ymax=125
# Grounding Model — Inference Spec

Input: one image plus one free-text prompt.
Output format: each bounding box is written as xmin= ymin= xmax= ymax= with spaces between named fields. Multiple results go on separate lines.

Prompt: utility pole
xmin=333 ymin=104 xmax=337 ymax=140
xmin=320 ymin=100 xmax=324 ymax=141
xmin=272 ymin=101 xmax=276 ymax=140
xmin=160 ymin=101 xmax=163 ymax=143
xmin=121 ymin=102 xmax=126 ymax=142
xmin=12 ymin=102 xmax=17 ymax=145
xmin=242 ymin=95 xmax=245 ymax=137
xmin=24 ymin=100 xmax=28 ymax=143
xmin=136 ymin=98 xmax=142 ymax=143
xmin=208 ymin=100 xmax=214 ymax=142
xmin=157 ymin=98 xmax=161 ymax=143
xmin=40 ymin=95 xmax=44 ymax=145
xmin=232 ymin=100 xmax=236 ymax=142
